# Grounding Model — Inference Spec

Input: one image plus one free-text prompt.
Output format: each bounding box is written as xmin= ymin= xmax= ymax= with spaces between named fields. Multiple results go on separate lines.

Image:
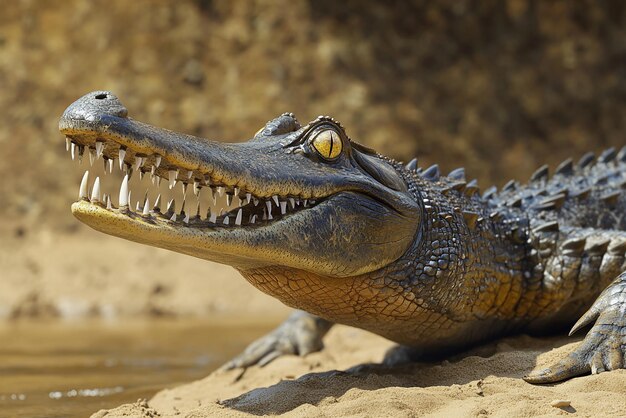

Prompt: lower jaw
xmin=71 ymin=200 xmax=270 ymax=269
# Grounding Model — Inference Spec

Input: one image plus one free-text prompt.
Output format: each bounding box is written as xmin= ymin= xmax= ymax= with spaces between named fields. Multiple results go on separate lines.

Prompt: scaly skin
xmin=60 ymin=91 xmax=626 ymax=383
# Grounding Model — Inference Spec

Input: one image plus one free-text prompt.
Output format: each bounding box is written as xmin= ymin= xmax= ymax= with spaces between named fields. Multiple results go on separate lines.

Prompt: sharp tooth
xmin=127 ymin=191 xmax=132 ymax=211
xmin=166 ymin=199 xmax=175 ymax=214
xmin=253 ymin=198 xmax=259 ymax=206
xmin=88 ymin=148 xmax=95 ymax=166
xmin=142 ymin=197 xmax=150 ymax=216
xmin=168 ymin=170 xmax=178 ymax=189
xmin=235 ymin=208 xmax=242 ymax=225
xmin=280 ymin=201 xmax=287 ymax=215
xmin=151 ymin=165 xmax=156 ymax=176
xmin=66 ymin=137 xmax=71 ymax=151
xmin=187 ymin=170 xmax=193 ymax=180
xmin=170 ymin=213 xmax=177 ymax=222
xmin=79 ymin=171 xmax=89 ymax=199
xmin=108 ymin=158 xmax=114 ymax=173
xmin=95 ymin=142 xmax=104 ymax=159
xmin=223 ymin=216 xmax=229 ymax=225
xmin=106 ymin=195 xmax=112 ymax=210
xmin=183 ymin=213 xmax=190 ymax=224
xmin=246 ymin=193 xmax=252 ymax=203
xmin=272 ymin=195 xmax=279 ymax=206
xmin=156 ymin=176 xmax=161 ymax=187
xmin=153 ymin=194 xmax=161 ymax=211
xmin=209 ymin=209 xmax=217 ymax=223
xmin=71 ymin=143 xmax=76 ymax=160
xmin=118 ymin=148 xmax=126 ymax=170
xmin=303 ymin=199 xmax=308 ymax=207
xmin=91 ymin=177 xmax=101 ymax=202
xmin=217 ymin=186 xmax=224 ymax=196
xmin=193 ymin=181 xmax=201 ymax=196
xmin=182 ymin=183 xmax=188 ymax=196
xmin=133 ymin=157 xmax=143 ymax=171
xmin=289 ymin=198 xmax=295 ymax=209
xmin=250 ymin=214 xmax=256 ymax=224
xmin=234 ymin=187 xmax=239 ymax=196
xmin=266 ymin=201 xmax=273 ymax=219
xmin=155 ymin=155 xmax=162 ymax=168
xmin=103 ymin=158 xmax=108 ymax=173
xmin=136 ymin=201 xmax=141 ymax=212
xmin=226 ymin=194 xmax=233 ymax=206
xmin=119 ymin=174 xmax=129 ymax=207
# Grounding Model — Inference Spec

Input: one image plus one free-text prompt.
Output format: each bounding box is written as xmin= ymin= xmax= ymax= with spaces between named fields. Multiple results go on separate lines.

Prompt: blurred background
xmin=2 ymin=0 xmax=625 ymax=224
xmin=0 ymin=1 xmax=624 ymax=415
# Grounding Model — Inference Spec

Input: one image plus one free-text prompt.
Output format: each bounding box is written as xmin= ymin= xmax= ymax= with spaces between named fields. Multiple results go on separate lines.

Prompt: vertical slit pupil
xmin=328 ymin=132 xmax=334 ymax=158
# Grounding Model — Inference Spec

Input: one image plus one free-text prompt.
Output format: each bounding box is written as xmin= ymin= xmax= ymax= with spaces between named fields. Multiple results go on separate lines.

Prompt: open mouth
xmin=65 ymin=134 xmax=319 ymax=229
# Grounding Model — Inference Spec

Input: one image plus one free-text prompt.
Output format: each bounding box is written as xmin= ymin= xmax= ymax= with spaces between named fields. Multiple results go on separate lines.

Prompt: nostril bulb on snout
xmin=94 ymin=93 xmax=107 ymax=100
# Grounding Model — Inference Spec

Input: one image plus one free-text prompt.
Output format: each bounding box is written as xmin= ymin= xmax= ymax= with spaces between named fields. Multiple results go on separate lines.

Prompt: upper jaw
xmin=60 ymin=91 xmax=335 ymax=200
xmin=61 ymin=91 xmax=329 ymax=231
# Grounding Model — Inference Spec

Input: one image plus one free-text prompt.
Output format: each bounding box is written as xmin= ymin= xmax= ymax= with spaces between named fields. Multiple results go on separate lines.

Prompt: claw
xmin=524 ymin=352 xmax=591 ymax=384
xmin=219 ymin=311 xmax=332 ymax=373
xmin=569 ymin=304 xmax=601 ymax=336
xmin=258 ymin=351 xmax=283 ymax=367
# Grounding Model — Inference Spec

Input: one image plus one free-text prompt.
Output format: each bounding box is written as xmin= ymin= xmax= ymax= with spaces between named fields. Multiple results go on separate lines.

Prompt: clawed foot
xmin=525 ymin=293 xmax=626 ymax=383
xmin=221 ymin=311 xmax=332 ymax=371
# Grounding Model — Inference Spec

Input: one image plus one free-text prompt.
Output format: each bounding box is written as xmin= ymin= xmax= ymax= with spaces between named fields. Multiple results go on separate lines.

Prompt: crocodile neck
xmin=240 ymin=170 xmax=528 ymax=350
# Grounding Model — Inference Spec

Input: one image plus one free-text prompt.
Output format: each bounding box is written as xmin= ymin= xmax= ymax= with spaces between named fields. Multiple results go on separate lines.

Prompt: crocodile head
xmin=60 ymin=91 xmax=419 ymax=279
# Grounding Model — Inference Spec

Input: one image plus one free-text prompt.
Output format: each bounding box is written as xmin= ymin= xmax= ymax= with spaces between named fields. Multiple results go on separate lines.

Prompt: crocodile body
xmin=60 ymin=91 xmax=626 ymax=383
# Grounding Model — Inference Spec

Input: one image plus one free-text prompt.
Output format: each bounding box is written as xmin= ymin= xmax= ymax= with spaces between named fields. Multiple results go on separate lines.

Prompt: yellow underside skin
xmin=71 ymin=200 xmax=265 ymax=269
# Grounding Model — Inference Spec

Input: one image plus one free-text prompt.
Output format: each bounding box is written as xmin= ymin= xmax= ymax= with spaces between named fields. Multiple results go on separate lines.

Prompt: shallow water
xmin=0 ymin=319 xmax=273 ymax=418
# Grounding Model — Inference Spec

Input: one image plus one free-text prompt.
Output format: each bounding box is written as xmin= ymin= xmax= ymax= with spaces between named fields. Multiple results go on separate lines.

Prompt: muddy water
xmin=0 ymin=319 xmax=273 ymax=418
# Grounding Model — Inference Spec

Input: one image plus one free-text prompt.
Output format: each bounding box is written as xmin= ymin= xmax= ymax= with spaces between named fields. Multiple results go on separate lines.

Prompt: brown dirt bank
xmin=2 ymin=0 xmax=625 ymax=226
xmin=93 ymin=327 xmax=626 ymax=417
xmin=0 ymin=221 xmax=289 ymax=321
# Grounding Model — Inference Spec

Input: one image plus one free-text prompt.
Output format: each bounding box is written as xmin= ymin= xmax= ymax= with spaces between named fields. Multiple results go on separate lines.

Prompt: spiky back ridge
xmin=399 ymin=147 xmax=624 ymax=228
xmin=485 ymin=146 xmax=626 ymax=232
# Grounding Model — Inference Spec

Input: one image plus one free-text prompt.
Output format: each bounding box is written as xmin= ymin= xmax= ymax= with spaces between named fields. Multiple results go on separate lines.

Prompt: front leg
xmin=223 ymin=310 xmax=333 ymax=370
xmin=525 ymin=272 xmax=626 ymax=383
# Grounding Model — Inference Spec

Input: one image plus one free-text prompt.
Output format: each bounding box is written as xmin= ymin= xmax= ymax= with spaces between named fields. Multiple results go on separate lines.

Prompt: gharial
xmin=59 ymin=91 xmax=626 ymax=384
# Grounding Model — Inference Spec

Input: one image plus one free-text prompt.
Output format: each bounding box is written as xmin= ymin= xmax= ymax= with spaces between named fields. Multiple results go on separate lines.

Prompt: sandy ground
xmin=4 ymin=222 xmax=626 ymax=417
xmin=93 ymin=328 xmax=626 ymax=418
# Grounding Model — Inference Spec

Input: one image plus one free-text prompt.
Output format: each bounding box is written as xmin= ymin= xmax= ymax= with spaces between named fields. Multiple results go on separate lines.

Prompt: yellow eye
xmin=311 ymin=129 xmax=342 ymax=160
